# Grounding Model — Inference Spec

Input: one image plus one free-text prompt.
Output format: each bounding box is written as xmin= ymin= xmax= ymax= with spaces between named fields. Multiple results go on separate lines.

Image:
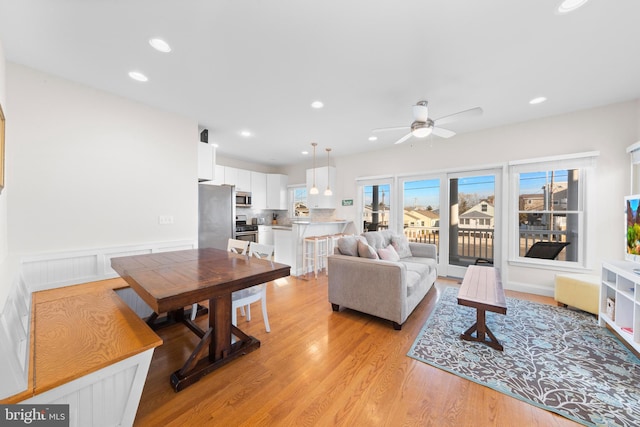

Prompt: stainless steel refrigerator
xmin=198 ymin=184 xmax=236 ymax=250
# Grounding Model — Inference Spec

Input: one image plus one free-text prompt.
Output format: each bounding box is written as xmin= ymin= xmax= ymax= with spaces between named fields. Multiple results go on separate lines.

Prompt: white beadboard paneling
xmin=0 ymin=275 xmax=31 ymax=400
xmin=23 ymin=349 xmax=155 ymax=427
xmin=2 ymin=240 xmax=194 ymax=401
xmin=21 ymin=240 xmax=196 ymax=291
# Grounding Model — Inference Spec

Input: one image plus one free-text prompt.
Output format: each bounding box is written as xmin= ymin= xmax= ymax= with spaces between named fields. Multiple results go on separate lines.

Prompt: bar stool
xmin=324 ymin=233 xmax=345 ymax=275
xmin=302 ymin=235 xmax=329 ymax=278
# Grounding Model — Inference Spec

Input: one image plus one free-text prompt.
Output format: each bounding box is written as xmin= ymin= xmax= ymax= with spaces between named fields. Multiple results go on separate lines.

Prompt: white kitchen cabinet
xmin=306 ymin=166 xmax=336 ymax=209
xmin=258 ymin=225 xmax=274 ymax=245
xmin=237 ymin=169 xmax=251 ymax=191
xmin=197 ymin=142 xmax=215 ymax=181
xmin=251 ymin=171 xmax=267 ymax=209
xmin=224 ymin=166 xmax=238 ymax=186
xmin=224 ymin=167 xmax=251 ymax=191
xmin=211 ymin=165 xmax=225 ymax=185
xmin=267 ymin=174 xmax=288 ymax=210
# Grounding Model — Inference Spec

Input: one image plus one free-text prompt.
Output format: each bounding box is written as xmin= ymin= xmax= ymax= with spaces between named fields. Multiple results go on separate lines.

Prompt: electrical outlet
xmin=158 ymin=215 xmax=174 ymax=225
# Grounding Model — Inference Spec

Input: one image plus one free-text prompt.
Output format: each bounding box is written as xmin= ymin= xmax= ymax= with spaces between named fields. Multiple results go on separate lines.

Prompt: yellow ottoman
xmin=554 ymin=273 xmax=600 ymax=315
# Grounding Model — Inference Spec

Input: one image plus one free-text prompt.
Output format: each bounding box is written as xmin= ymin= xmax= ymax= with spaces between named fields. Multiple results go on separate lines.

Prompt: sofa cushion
xmin=391 ymin=234 xmax=412 ymax=258
xmin=363 ymin=230 xmax=394 ymax=250
xmin=378 ymin=244 xmax=400 ymax=261
xmin=402 ymin=259 xmax=435 ymax=297
xmin=337 ymin=235 xmax=365 ymax=257
xmin=357 ymin=240 xmax=379 ymax=259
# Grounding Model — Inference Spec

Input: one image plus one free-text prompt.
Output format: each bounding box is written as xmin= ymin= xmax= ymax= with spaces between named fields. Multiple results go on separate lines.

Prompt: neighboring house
xmin=459 ymin=200 xmax=494 ymax=230
xmin=403 ymin=208 xmax=439 ymax=228
xmin=520 ymin=183 xmax=568 ymax=230
xmin=363 ymin=204 xmax=391 ymax=227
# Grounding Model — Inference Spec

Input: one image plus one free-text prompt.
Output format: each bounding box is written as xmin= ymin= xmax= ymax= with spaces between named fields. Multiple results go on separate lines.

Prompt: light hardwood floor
xmin=134 ymin=275 xmax=580 ymax=427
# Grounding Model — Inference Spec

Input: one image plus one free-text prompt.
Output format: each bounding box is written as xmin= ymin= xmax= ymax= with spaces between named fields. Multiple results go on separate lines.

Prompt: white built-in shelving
xmin=600 ymin=260 xmax=640 ymax=353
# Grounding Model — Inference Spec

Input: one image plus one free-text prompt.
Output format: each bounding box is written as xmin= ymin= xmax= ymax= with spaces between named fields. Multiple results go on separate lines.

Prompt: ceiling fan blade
xmin=432 ymin=126 xmax=456 ymax=138
xmin=434 ymin=107 xmax=483 ymax=127
xmin=372 ymin=126 xmax=410 ymax=133
xmin=394 ymin=133 xmax=413 ymax=145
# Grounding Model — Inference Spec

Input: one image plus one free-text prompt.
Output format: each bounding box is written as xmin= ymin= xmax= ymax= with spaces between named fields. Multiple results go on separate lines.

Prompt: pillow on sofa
xmin=391 ymin=234 xmax=412 ymax=258
xmin=378 ymin=244 xmax=400 ymax=262
xmin=337 ymin=235 xmax=365 ymax=256
xmin=357 ymin=240 xmax=379 ymax=259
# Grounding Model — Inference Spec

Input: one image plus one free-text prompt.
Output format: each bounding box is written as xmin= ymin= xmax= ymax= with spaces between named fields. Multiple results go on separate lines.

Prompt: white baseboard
xmin=504 ymin=280 xmax=555 ymax=297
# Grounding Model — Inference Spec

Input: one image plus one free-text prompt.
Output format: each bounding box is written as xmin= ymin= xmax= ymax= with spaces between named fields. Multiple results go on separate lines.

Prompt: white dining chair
xmin=190 ymin=239 xmax=250 ymax=320
xmin=227 ymin=238 xmax=250 ymax=254
xmin=231 ymin=242 xmax=274 ymax=332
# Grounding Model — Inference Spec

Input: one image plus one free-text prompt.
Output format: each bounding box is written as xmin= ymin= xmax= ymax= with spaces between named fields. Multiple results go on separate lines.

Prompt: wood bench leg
xmin=460 ymin=309 xmax=503 ymax=351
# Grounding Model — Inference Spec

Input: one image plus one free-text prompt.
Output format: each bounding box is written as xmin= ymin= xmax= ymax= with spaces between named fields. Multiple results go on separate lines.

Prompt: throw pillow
xmin=391 ymin=234 xmax=412 ymax=258
xmin=357 ymin=240 xmax=379 ymax=259
xmin=378 ymin=244 xmax=400 ymax=262
xmin=337 ymin=235 xmax=364 ymax=257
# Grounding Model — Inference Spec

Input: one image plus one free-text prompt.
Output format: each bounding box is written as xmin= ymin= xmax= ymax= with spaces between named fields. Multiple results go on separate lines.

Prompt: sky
xmin=349 ymin=170 xmax=571 ymax=210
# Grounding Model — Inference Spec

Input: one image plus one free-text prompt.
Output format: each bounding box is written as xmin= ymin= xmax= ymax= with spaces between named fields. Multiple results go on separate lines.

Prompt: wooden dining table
xmin=111 ymin=248 xmax=290 ymax=391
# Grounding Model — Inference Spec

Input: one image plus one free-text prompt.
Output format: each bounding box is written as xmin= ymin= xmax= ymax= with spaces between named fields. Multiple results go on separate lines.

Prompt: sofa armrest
xmin=408 ymin=242 xmax=437 ymax=260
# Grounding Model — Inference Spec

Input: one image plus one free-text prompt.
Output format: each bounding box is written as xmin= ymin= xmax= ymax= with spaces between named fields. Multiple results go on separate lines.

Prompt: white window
xmin=289 ymin=185 xmax=309 ymax=217
xmin=509 ymin=152 xmax=598 ymax=267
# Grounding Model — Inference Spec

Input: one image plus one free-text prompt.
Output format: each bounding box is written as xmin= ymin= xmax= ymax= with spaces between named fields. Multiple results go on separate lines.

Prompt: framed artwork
xmin=0 ymin=102 xmax=4 ymax=192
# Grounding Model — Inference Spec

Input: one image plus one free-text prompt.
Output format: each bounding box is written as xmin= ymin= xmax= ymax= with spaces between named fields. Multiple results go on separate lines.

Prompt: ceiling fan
xmin=373 ymin=100 xmax=483 ymax=145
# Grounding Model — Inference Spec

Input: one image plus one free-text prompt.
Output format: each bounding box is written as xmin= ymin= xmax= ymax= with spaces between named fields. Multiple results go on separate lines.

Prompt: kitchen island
xmin=273 ymin=221 xmax=355 ymax=276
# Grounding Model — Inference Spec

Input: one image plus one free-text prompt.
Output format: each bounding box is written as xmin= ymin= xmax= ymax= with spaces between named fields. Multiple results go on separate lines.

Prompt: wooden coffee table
xmin=457 ymin=265 xmax=507 ymax=351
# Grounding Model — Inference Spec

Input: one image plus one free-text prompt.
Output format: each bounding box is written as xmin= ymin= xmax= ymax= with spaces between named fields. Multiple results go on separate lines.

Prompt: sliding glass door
xmin=447 ymin=170 xmax=500 ymax=278
xmin=402 ymin=177 xmax=441 ymax=253
xmin=401 ymin=168 xmax=501 ymax=278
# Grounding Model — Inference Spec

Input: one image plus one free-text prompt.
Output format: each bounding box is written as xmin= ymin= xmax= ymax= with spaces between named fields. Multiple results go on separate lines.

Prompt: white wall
xmin=283 ymin=100 xmax=640 ymax=294
xmin=6 ymin=63 xmax=198 ymax=256
xmin=0 ymin=40 xmax=9 ymax=307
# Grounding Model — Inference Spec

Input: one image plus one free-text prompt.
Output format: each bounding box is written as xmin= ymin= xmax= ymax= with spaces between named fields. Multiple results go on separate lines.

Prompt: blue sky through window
xmin=519 ymin=170 xmax=569 ymax=195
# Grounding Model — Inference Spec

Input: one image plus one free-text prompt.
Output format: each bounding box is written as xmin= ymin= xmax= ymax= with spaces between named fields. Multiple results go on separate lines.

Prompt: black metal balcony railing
xmin=403 ymin=226 xmax=568 ymax=262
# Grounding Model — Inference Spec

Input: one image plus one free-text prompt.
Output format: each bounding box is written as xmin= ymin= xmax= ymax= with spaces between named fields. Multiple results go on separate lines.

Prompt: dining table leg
xmin=170 ymin=293 xmax=260 ymax=392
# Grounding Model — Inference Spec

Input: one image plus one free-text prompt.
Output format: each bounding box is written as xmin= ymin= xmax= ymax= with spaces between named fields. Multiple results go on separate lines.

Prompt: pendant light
xmin=324 ymin=148 xmax=333 ymax=196
xmin=309 ymin=143 xmax=319 ymax=195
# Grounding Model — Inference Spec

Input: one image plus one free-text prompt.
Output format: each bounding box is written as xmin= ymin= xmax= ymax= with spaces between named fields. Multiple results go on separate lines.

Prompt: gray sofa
xmin=327 ymin=230 xmax=437 ymax=329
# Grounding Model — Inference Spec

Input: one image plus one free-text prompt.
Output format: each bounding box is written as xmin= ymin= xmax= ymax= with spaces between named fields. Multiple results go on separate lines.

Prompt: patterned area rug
xmin=408 ymin=287 xmax=640 ymax=427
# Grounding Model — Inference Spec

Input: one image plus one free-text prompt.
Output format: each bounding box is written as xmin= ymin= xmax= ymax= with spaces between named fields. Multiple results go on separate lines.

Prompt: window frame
xmin=288 ymin=184 xmax=309 ymax=218
xmin=508 ymin=152 xmax=598 ymax=270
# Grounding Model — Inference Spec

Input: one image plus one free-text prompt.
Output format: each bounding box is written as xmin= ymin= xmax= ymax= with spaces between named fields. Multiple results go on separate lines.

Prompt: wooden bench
xmin=0 ymin=278 xmax=162 ymax=426
xmin=457 ymin=265 xmax=507 ymax=351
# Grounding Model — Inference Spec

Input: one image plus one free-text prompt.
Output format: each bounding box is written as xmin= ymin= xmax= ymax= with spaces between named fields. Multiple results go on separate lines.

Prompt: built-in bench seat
xmin=0 ymin=277 xmax=162 ymax=426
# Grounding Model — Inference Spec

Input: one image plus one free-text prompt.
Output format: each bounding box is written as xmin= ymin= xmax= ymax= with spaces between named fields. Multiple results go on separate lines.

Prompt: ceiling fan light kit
xmin=411 ymin=119 xmax=434 ymax=138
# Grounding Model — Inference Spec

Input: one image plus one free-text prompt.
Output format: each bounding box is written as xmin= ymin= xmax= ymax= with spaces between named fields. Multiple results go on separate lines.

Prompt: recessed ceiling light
xmin=149 ymin=38 xmax=172 ymax=53
xmin=128 ymin=71 xmax=148 ymax=82
xmin=529 ymin=96 xmax=547 ymax=105
xmin=311 ymin=101 xmax=324 ymax=109
xmin=302 ymin=150 xmax=309 ymax=155
xmin=240 ymin=130 xmax=252 ymax=137
xmin=368 ymin=136 xmax=378 ymax=141
xmin=557 ymin=0 xmax=588 ymax=14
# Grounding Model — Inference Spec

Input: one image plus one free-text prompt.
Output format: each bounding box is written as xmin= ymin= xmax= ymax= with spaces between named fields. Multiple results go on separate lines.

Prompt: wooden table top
xmin=111 ymin=248 xmax=290 ymax=314
xmin=458 ymin=265 xmax=507 ymax=311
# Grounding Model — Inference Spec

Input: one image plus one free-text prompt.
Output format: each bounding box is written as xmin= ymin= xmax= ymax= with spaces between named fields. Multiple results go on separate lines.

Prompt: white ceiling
xmin=1 ymin=0 xmax=639 ymax=167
